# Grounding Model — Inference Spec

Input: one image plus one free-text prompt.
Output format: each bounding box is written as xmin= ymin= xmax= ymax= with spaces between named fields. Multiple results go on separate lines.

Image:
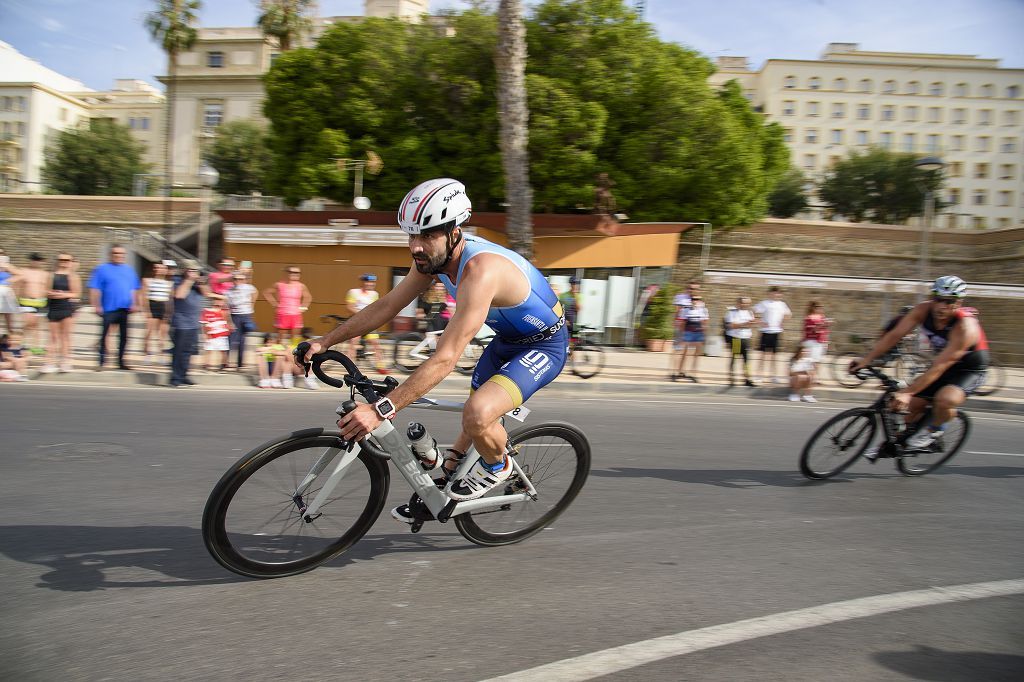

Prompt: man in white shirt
xmin=725 ymin=296 xmax=757 ymax=387
xmin=753 ymin=286 xmax=792 ymax=384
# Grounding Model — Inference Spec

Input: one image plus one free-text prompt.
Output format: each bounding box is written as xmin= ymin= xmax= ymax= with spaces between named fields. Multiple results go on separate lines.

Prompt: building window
xmin=857 ymin=103 xmax=870 ymax=120
xmin=954 ymin=83 xmax=968 ymax=97
xmin=904 ymin=106 xmax=919 ymax=122
xmin=16 ymin=122 xmax=24 ymax=136
xmin=833 ymin=77 xmax=847 ymax=91
xmin=998 ymin=191 xmax=1012 ymax=207
xmin=0 ymin=97 xmax=8 ymax=111
xmin=976 ymin=136 xmax=991 ymax=152
xmin=782 ymin=100 xmax=795 ymax=116
xmin=926 ymin=134 xmax=940 ymax=152
xmin=808 ymin=76 xmax=821 ymax=90
xmin=999 ymin=164 xmax=1015 ymax=180
xmin=978 ymin=109 xmax=993 ymax=125
xmin=857 ymin=78 xmax=872 ymax=93
xmin=141 ymin=117 xmax=149 ymax=130
xmin=128 ymin=117 xmax=136 ymax=129
xmin=783 ymin=128 xmax=793 ymax=143
xmin=1005 ymin=110 xmax=1019 ymax=125
xmin=883 ymin=80 xmax=897 ymax=94
xmin=1001 ymin=138 xmax=1017 ymax=153
xmin=998 ymin=218 xmax=1011 ymax=228
xmin=906 ymin=81 xmax=921 ymax=95
xmin=972 ymin=217 xmax=987 ymax=229
xmin=980 ymin=83 xmax=995 ymax=97
xmin=830 ymin=129 xmax=843 ymax=145
xmin=948 ymin=162 xmax=962 ymax=178
xmin=927 ymin=107 xmax=942 ymax=123
xmin=879 ymin=131 xmax=893 ymax=148
xmin=805 ymin=128 xmax=818 ymax=144
xmin=807 ymin=101 xmax=820 ymax=117
xmin=803 ymin=153 xmax=817 ymax=169
xmin=784 ymin=75 xmax=797 ymax=89
xmin=929 ymin=82 xmax=944 ymax=96
xmin=203 ymin=102 xmax=224 ymax=127
xmin=947 ymin=188 xmax=960 ymax=205
xmin=1008 ymin=85 xmax=1021 ymax=99
xmin=975 ymin=163 xmax=989 ymax=179
xmin=207 ymin=51 xmax=224 ymax=68
xmin=902 ymin=133 xmax=916 ymax=152
xmin=881 ymin=105 xmax=895 ymax=121
xmin=973 ymin=189 xmax=987 ymax=206
xmin=952 ymin=108 xmax=966 ymax=123
xmin=950 ymin=135 xmax=964 ymax=151
xmin=831 ymin=102 xmax=845 ymax=118
xmin=856 ymin=130 xmax=868 ymax=145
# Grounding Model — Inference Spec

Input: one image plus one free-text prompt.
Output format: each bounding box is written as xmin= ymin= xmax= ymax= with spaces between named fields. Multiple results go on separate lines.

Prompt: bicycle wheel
xmin=570 ymin=342 xmax=605 ymax=379
xmin=974 ymin=362 xmax=1005 ymax=397
xmin=799 ymin=407 xmax=877 ymax=479
xmin=455 ymin=422 xmax=591 ymax=546
xmin=455 ymin=337 xmax=487 ymax=376
xmin=392 ymin=332 xmax=428 ymax=373
xmin=831 ymin=352 xmax=865 ymax=388
xmin=894 ymin=353 xmax=930 ymax=384
xmin=897 ymin=411 xmax=971 ymax=476
xmin=202 ymin=433 xmax=390 ymax=578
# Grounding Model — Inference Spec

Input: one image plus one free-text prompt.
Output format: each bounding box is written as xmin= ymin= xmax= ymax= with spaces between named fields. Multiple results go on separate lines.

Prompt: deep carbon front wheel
xmin=896 ymin=411 xmax=971 ymax=476
xmin=202 ymin=432 xmax=390 ymax=578
xmin=454 ymin=422 xmax=591 ymax=546
xmin=800 ymin=407 xmax=878 ymax=479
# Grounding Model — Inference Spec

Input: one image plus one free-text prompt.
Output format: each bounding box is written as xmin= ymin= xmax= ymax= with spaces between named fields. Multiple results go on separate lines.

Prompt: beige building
xmin=711 ymin=43 xmax=1024 ymax=229
xmin=71 ymin=80 xmax=166 ymax=179
xmin=161 ymin=0 xmax=433 ymax=188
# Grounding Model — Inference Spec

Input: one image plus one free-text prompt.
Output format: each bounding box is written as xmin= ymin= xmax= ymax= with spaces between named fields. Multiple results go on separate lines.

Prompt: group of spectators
xmin=671 ymin=281 xmax=833 ymax=402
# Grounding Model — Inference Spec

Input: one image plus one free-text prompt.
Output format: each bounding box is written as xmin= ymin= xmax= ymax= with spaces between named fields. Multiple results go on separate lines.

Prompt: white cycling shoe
xmin=445 ymin=455 xmax=514 ymax=501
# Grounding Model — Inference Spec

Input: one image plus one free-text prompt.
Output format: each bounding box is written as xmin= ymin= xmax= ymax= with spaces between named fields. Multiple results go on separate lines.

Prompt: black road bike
xmin=800 ymin=366 xmax=971 ymax=479
xmin=568 ymin=325 xmax=605 ymax=379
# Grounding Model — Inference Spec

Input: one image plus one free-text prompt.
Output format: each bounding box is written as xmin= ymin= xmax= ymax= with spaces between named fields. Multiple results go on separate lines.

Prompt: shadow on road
xmin=873 ymin=644 xmax=1024 ymax=681
xmin=932 ymin=465 xmax=1024 ymax=479
xmin=590 ymin=467 xmax=892 ymax=488
xmin=0 ymin=525 xmax=471 ymax=591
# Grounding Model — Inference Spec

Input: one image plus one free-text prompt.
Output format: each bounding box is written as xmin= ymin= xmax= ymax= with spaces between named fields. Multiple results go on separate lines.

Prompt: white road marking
xmin=966 ymin=451 xmax=1024 ymax=457
xmin=480 ymin=578 xmax=1024 ymax=682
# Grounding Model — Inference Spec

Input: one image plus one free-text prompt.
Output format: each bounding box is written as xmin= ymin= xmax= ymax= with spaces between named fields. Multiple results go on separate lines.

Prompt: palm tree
xmin=145 ymin=0 xmax=200 ymax=247
xmin=496 ymin=0 xmax=533 ymax=259
xmin=257 ymin=0 xmax=315 ymax=52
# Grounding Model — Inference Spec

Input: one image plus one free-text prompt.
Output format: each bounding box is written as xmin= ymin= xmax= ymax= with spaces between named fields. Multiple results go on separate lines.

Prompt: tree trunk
xmin=163 ymin=51 xmax=176 ymax=255
xmin=495 ymin=0 xmax=533 ymax=259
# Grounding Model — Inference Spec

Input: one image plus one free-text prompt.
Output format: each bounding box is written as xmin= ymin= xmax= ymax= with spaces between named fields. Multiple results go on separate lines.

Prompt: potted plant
xmin=641 ymin=284 xmax=676 ymax=352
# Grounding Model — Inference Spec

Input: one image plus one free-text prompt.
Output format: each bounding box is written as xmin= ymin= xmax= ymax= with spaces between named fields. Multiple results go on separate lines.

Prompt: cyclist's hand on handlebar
xmin=337 ymin=402 xmax=383 ymax=443
xmin=848 ymin=357 xmax=868 ymax=374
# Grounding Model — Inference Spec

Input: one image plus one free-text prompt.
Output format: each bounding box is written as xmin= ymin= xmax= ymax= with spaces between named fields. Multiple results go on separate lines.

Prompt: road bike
xmin=568 ymin=325 xmax=605 ymax=379
xmin=830 ymin=343 xmax=929 ymax=389
xmin=201 ymin=345 xmax=591 ymax=578
xmin=319 ymin=313 xmax=390 ymax=372
xmin=390 ymin=326 xmax=487 ymax=375
xmin=800 ymin=365 xmax=971 ymax=479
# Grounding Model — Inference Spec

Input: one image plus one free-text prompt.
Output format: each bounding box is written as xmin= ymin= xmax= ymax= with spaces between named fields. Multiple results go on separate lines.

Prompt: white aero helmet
xmin=931 ymin=275 xmax=967 ymax=298
xmin=397 ymin=178 xmax=472 ymax=235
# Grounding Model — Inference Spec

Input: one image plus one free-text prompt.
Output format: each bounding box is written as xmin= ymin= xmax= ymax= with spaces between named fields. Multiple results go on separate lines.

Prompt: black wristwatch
xmin=374 ymin=398 xmax=397 ymax=421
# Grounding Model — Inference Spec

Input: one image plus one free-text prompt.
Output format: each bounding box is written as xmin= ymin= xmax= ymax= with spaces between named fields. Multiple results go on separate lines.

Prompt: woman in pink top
xmin=262 ymin=266 xmax=312 ymax=340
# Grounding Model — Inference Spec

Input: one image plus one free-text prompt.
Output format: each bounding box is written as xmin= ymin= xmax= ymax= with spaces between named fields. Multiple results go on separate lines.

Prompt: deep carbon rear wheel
xmin=454 ymin=422 xmax=590 ymax=546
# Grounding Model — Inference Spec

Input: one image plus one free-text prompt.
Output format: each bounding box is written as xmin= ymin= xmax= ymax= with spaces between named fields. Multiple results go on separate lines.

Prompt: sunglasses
xmin=288 ymin=270 xmax=301 ymax=275
xmin=58 ymin=257 xmax=73 ymax=262
xmin=932 ymin=296 xmax=959 ymax=304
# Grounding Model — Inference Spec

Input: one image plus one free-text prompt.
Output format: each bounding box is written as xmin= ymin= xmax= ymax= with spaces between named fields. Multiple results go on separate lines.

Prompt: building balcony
xmin=0 ymin=134 xmax=21 ymax=147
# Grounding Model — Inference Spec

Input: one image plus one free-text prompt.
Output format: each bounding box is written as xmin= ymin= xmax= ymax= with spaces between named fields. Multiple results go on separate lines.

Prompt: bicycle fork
xmin=292 ymin=444 xmax=359 ymax=522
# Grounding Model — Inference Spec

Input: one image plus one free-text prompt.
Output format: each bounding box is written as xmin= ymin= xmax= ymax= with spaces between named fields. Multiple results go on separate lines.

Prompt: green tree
xmin=768 ymin=168 xmax=809 ymax=218
xmin=205 ymin=120 xmax=273 ymax=195
xmin=42 ymin=119 xmax=148 ymax=195
xmin=257 ymin=0 xmax=314 ymax=52
xmin=819 ymin=147 xmax=944 ymax=224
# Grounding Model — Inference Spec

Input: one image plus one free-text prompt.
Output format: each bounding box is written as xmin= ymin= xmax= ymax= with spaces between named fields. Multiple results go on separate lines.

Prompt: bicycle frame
xmin=293 ymin=397 xmax=537 ymax=523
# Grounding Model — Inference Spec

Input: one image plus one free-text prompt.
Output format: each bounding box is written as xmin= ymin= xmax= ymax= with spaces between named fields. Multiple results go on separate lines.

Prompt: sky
xmin=1 ymin=0 xmax=1022 ymax=92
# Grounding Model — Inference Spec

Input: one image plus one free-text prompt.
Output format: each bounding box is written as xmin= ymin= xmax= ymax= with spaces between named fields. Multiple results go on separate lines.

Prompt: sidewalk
xmin=19 ymin=314 xmax=1024 ymax=415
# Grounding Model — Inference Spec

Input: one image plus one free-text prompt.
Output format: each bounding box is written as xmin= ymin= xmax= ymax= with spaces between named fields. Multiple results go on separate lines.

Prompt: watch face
xmin=377 ymin=399 xmax=396 ymax=417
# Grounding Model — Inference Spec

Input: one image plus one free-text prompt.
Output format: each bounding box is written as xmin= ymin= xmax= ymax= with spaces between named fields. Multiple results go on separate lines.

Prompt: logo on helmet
xmin=442 ymin=189 xmax=465 ymax=203
xmin=409 ymin=197 xmax=420 ymax=204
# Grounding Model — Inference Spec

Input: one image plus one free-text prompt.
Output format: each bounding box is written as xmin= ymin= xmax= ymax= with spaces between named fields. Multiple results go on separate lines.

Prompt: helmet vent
xmin=421 ymin=214 xmax=432 ymax=226
xmin=440 ymin=208 xmax=448 ymax=220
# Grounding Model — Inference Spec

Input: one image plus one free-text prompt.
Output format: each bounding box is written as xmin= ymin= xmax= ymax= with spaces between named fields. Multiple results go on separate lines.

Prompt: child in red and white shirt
xmin=200 ymin=298 xmax=233 ymax=371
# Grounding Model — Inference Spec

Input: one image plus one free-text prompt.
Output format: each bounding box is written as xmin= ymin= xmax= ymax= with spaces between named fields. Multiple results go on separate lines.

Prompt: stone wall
xmin=674 ymin=219 xmax=1024 ymax=363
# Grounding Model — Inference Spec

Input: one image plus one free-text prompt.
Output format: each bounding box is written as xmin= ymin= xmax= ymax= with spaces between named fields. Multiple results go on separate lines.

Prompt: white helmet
xmin=397 ymin=178 xmax=472 ymax=235
xmin=931 ymin=275 xmax=967 ymax=298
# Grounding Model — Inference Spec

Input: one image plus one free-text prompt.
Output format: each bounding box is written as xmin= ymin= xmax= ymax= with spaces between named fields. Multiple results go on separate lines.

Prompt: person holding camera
xmin=169 ymin=260 xmax=210 ymax=387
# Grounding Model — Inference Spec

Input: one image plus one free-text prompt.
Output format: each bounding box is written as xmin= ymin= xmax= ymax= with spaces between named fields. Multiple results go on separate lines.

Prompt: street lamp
xmin=914 ymin=155 xmax=945 ymax=291
xmin=197 ymin=162 xmax=220 ymax=267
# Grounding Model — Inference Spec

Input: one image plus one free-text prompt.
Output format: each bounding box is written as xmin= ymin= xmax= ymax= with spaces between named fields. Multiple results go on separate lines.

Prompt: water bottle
xmin=407 ymin=422 xmax=440 ymax=471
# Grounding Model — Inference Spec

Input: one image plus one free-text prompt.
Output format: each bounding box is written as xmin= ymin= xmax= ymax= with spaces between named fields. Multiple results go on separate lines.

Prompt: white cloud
xmin=41 ymin=17 xmax=63 ymax=32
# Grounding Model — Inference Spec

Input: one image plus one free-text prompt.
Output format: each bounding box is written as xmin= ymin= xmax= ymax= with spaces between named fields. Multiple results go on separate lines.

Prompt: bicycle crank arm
xmin=436 ymin=493 xmax=532 ymax=522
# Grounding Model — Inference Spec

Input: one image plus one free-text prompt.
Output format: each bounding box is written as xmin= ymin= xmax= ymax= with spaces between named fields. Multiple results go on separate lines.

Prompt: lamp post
xmin=914 ymin=155 xmax=945 ymax=292
xmin=197 ymin=162 xmax=220 ymax=267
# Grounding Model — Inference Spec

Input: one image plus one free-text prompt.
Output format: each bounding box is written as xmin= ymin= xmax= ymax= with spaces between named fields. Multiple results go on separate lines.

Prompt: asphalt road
xmin=1 ymin=384 xmax=1022 ymax=681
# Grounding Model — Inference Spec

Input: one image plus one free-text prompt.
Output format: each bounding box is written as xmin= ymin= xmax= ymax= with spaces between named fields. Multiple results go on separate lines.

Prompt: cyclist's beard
xmin=413 ymin=249 xmax=447 ymax=275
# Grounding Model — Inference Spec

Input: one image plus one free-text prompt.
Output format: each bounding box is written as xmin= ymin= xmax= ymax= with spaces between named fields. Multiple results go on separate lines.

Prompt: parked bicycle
xmin=202 ymin=345 xmax=591 ymax=578
xmin=830 ymin=341 xmax=928 ymax=389
xmin=320 ymin=313 xmax=388 ymax=371
xmin=800 ymin=365 xmax=971 ymax=479
xmin=390 ymin=325 xmax=487 ymax=375
xmin=568 ymin=325 xmax=605 ymax=379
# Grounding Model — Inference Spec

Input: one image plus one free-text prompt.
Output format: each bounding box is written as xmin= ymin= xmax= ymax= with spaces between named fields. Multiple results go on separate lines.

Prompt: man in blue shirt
xmin=88 ymin=245 xmax=141 ymax=370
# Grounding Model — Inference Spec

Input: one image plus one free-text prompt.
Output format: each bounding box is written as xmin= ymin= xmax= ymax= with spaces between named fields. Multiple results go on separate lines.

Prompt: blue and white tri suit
xmin=437 ymin=235 xmax=568 ymax=406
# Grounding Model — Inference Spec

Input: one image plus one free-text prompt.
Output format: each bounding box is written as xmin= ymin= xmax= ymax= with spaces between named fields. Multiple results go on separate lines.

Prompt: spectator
xmin=559 ymin=276 xmax=583 ymax=335
xmin=225 ymin=271 xmax=258 ymax=370
xmin=256 ymin=331 xmax=287 ymax=389
xmin=801 ymin=300 xmax=833 ymax=376
xmin=420 ymin=280 xmax=452 ymax=332
xmin=672 ymin=295 xmax=708 ymax=382
xmin=725 ymin=296 xmax=757 ymax=387
xmin=0 ymin=249 xmax=22 ymax=335
xmin=88 ymin=245 xmax=141 ymax=370
xmin=0 ymin=331 xmax=29 ymax=381
xmin=40 ymin=252 xmax=81 ymax=373
xmin=753 ymin=286 xmax=792 ymax=384
xmin=17 ymin=252 xmax=50 ymax=355
xmin=141 ymin=261 xmax=173 ymax=365
xmin=673 ymin=280 xmax=700 ymax=314
xmin=281 ymin=326 xmax=318 ymax=390
xmin=207 ymin=258 xmax=236 ymax=298
xmin=788 ymin=343 xmax=816 ymax=402
xmin=263 ymin=265 xmax=311 ymax=343
xmin=168 ymin=260 xmax=209 ymax=387
xmin=200 ymin=297 xmax=233 ymax=372
xmin=345 ymin=273 xmax=384 ymax=369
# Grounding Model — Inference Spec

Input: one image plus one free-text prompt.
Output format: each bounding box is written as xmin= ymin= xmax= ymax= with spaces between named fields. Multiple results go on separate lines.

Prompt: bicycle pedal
xmin=410 ymin=521 xmax=424 ymax=533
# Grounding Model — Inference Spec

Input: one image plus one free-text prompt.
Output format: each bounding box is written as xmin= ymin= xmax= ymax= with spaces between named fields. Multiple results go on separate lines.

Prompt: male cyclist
xmin=300 ymin=178 xmax=568 ymax=516
xmin=850 ymin=275 xmax=988 ymax=455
